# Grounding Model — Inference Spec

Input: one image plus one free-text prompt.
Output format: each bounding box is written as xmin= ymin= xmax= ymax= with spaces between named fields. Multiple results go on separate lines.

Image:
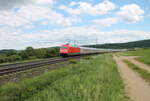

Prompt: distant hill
xmin=84 ymin=39 xmax=150 ymax=49
xmin=0 ymin=49 xmax=17 ymax=54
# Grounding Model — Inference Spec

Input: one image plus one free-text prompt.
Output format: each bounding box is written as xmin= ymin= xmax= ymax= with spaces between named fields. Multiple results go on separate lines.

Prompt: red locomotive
xmin=59 ymin=44 xmax=80 ymax=57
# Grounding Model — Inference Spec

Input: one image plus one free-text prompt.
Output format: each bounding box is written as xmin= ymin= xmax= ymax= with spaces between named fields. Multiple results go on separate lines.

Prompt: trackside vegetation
xmin=124 ymin=60 xmax=150 ymax=84
xmin=0 ymin=54 xmax=128 ymax=101
xmin=0 ymin=47 xmax=59 ymax=64
xmin=122 ymin=49 xmax=150 ymax=66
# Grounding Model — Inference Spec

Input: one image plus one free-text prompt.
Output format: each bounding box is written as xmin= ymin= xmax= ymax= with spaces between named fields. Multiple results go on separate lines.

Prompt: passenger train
xmin=59 ymin=44 xmax=127 ymax=57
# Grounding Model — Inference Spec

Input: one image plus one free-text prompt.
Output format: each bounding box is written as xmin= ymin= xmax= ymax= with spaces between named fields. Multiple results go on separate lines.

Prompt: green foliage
xmin=82 ymin=56 xmax=93 ymax=60
xmin=0 ymin=55 xmax=21 ymax=63
xmin=34 ymin=48 xmax=47 ymax=58
xmin=69 ymin=59 xmax=78 ymax=64
xmin=19 ymin=51 xmax=29 ymax=60
xmin=6 ymin=50 xmax=17 ymax=56
xmin=25 ymin=47 xmax=35 ymax=56
xmin=0 ymin=55 xmax=8 ymax=63
xmin=0 ymin=47 xmax=59 ymax=64
xmin=46 ymin=48 xmax=59 ymax=58
xmin=0 ymin=54 xmax=128 ymax=101
xmin=0 ymin=49 xmax=17 ymax=55
xmin=84 ymin=39 xmax=150 ymax=49
xmin=8 ymin=55 xmax=22 ymax=62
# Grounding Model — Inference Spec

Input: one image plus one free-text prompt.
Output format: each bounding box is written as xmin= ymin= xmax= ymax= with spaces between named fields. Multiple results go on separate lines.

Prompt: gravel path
xmin=114 ymin=56 xmax=150 ymax=101
xmin=121 ymin=56 xmax=150 ymax=72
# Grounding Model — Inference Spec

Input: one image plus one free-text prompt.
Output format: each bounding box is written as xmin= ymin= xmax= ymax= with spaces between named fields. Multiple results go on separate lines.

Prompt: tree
xmin=25 ymin=47 xmax=35 ymax=56
xmin=46 ymin=48 xmax=59 ymax=58
xmin=20 ymin=51 xmax=29 ymax=59
xmin=35 ymin=48 xmax=47 ymax=58
xmin=6 ymin=50 xmax=17 ymax=56
xmin=0 ymin=55 xmax=8 ymax=63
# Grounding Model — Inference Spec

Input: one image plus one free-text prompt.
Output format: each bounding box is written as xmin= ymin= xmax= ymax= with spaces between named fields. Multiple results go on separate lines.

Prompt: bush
xmin=25 ymin=47 xmax=35 ymax=56
xmin=8 ymin=55 xmax=22 ymax=62
xmin=19 ymin=51 xmax=29 ymax=60
xmin=82 ymin=56 xmax=93 ymax=60
xmin=46 ymin=48 xmax=59 ymax=58
xmin=69 ymin=59 xmax=78 ymax=64
xmin=0 ymin=55 xmax=8 ymax=63
xmin=35 ymin=49 xmax=47 ymax=59
xmin=6 ymin=50 xmax=17 ymax=56
xmin=0 ymin=47 xmax=60 ymax=64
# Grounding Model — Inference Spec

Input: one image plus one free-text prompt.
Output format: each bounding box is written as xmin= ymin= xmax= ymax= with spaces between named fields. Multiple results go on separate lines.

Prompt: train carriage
xmin=59 ymin=44 xmax=127 ymax=57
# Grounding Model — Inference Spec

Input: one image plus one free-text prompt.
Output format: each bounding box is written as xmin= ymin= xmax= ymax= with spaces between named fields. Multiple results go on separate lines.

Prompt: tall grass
xmin=0 ymin=64 xmax=75 ymax=101
xmin=0 ymin=54 xmax=128 ymax=101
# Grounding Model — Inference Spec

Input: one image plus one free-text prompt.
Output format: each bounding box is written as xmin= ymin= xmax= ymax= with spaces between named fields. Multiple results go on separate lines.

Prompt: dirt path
xmin=114 ymin=56 xmax=150 ymax=101
xmin=121 ymin=56 xmax=150 ymax=73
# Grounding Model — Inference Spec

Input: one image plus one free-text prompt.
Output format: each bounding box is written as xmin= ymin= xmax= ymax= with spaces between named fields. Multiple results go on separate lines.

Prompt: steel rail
xmin=0 ymin=53 xmax=101 ymax=76
xmin=0 ymin=57 xmax=59 ymax=68
xmin=0 ymin=56 xmax=82 ymax=76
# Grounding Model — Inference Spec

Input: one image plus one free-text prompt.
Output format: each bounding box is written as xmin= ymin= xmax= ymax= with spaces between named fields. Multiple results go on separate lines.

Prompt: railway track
xmin=0 ymin=56 xmax=84 ymax=76
xmin=0 ymin=52 xmax=101 ymax=76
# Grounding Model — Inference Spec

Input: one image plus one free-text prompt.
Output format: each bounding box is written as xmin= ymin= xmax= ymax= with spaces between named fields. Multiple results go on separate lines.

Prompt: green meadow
xmin=0 ymin=54 xmax=128 ymax=101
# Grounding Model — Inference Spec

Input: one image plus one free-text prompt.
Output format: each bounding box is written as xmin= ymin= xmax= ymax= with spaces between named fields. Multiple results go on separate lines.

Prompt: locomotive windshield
xmin=61 ymin=46 xmax=68 ymax=49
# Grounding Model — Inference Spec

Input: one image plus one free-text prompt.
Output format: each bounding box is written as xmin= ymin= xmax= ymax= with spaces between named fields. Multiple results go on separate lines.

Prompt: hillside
xmin=0 ymin=49 xmax=17 ymax=54
xmin=84 ymin=39 xmax=150 ymax=49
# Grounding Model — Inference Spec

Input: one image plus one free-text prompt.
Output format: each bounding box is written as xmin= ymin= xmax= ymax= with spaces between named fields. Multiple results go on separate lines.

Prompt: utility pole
xmin=66 ymin=38 xmax=70 ymax=44
xmin=95 ymin=37 xmax=98 ymax=48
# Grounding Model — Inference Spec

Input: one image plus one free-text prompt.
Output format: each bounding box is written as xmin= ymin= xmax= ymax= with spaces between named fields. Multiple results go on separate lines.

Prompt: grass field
xmin=0 ymin=54 xmax=128 ymax=101
xmin=124 ymin=60 xmax=150 ymax=84
xmin=121 ymin=49 xmax=150 ymax=66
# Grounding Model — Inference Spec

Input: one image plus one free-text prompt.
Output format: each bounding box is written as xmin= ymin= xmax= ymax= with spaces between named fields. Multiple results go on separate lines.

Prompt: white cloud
xmin=93 ymin=17 xmax=119 ymax=27
xmin=0 ymin=1 xmax=148 ymax=50
xmin=0 ymin=26 xmax=150 ymax=49
xmin=35 ymin=0 xmax=55 ymax=4
xmin=0 ymin=11 xmax=30 ymax=27
xmin=59 ymin=0 xmax=116 ymax=15
xmin=0 ymin=4 xmax=81 ymax=27
xmin=0 ymin=0 xmax=55 ymax=10
xmin=92 ymin=4 xmax=144 ymax=27
xmin=69 ymin=2 xmax=77 ymax=6
xmin=117 ymin=4 xmax=144 ymax=23
xmin=0 ymin=0 xmax=31 ymax=10
xmin=0 ymin=0 xmax=75 ymax=27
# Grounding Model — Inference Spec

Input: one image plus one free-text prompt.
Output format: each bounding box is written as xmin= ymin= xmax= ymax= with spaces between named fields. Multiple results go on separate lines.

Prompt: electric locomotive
xmin=59 ymin=44 xmax=80 ymax=57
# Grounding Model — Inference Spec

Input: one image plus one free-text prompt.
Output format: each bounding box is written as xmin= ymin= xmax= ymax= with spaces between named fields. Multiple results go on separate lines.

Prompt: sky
xmin=0 ymin=0 xmax=150 ymax=49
